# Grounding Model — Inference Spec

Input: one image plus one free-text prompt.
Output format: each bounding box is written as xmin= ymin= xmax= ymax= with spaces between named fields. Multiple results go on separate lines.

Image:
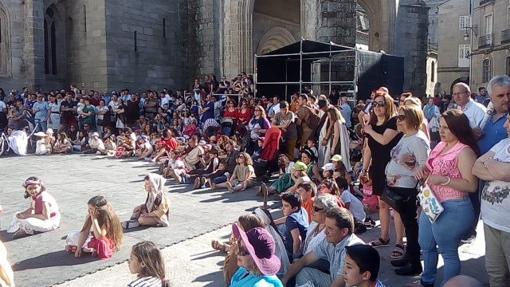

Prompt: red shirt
xmin=223 ymin=108 xmax=238 ymax=119
xmin=160 ymin=137 xmax=178 ymax=151
xmin=237 ymin=108 xmax=253 ymax=124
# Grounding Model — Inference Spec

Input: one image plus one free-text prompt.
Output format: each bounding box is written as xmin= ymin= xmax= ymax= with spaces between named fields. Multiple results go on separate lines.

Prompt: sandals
xmin=211 ymin=240 xmax=227 ymax=253
xmin=370 ymin=237 xmax=390 ymax=247
xmin=391 ymin=243 xmax=406 ymax=259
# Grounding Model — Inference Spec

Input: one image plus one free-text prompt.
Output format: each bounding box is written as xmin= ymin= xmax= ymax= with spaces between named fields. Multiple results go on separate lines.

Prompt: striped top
xmin=127 ymin=276 xmax=162 ymax=287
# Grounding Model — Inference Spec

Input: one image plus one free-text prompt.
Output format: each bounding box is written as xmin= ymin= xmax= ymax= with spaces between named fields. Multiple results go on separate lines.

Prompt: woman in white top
xmin=96 ymin=99 xmax=109 ymax=136
xmin=47 ymin=95 xmax=61 ymax=130
xmin=385 ymin=104 xmax=430 ymax=276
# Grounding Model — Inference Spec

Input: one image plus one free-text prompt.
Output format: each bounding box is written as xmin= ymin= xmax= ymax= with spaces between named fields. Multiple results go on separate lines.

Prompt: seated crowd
xmin=0 ymin=73 xmax=508 ymax=287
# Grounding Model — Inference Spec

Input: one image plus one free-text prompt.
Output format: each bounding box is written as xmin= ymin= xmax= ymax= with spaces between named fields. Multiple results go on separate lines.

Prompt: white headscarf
xmin=145 ymin=173 xmax=167 ymax=212
xmin=254 ymin=207 xmax=290 ymax=275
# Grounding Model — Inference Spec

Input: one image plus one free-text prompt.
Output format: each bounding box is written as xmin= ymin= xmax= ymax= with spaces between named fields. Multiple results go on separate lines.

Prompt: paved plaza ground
xmin=0 ymin=155 xmax=489 ymax=286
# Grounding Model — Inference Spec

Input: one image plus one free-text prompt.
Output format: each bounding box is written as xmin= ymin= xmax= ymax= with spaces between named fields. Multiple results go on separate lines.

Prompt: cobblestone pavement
xmin=0 ymin=155 xmax=489 ymax=286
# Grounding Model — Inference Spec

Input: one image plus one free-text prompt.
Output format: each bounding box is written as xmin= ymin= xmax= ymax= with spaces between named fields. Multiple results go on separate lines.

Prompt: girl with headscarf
xmin=124 ymin=174 xmax=170 ymax=229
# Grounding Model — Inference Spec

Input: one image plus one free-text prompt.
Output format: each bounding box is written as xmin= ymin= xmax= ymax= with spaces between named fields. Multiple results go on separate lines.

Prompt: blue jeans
xmin=418 ymin=198 xmax=474 ymax=286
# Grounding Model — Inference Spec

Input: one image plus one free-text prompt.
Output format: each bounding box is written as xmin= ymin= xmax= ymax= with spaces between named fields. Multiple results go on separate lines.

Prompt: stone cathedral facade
xmin=0 ymin=0 xmax=428 ymax=96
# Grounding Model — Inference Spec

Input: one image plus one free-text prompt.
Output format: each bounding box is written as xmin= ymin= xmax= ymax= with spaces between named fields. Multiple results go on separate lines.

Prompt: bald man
xmin=452 ymin=82 xmax=487 ymax=129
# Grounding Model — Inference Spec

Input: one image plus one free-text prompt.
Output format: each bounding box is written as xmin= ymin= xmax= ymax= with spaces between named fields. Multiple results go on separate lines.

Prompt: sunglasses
xmin=313 ymin=206 xmax=324 ymax=212
xmin=396 ymin=114 xmax=406 ymax=121
xmin=255 ymin=109 xmax=262 ymax=112
xmin=373 ymin=101 xmax=386 ymax=108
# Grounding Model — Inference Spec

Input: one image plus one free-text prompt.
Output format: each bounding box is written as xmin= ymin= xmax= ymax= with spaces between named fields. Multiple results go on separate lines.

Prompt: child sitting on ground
xmin=128 ymin=241 xmax=169 ymax=287
xmin=280 ymin=192 xmax=309 ymax=262
xmin=336 ymin=177 xmax=367 ymax=234
xmin=7 ymin=177 xmax=61 ymax=239
xmin=344 ymin=244 xmax=386 ymax=287
xmin=65 ymin=195 xmax=123 ymax=259
xmin=123 ymin=174 xmax=170 ymax=229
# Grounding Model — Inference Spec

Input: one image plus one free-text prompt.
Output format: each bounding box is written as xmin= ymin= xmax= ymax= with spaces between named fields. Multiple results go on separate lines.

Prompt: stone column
xmin=23 ymin=0 xmax=45 ymax=89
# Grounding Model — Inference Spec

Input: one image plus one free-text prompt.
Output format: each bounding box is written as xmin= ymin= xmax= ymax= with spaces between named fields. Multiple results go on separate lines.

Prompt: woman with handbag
xmin=414 ymin=109 xmax=478 ymax=287
xmin=360 ymin=91 xmax=405 ymax=254
xmin=385 ymin=105 xmax=430 ymax=276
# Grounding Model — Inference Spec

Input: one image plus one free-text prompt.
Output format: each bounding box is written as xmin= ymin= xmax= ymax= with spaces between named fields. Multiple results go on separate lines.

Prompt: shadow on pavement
xmin=13 ymin=250 xmax=99 ymax=271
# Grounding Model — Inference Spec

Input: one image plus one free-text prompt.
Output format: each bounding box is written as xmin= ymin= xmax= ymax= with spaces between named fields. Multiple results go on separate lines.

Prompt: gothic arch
xmin=43 ymin=3 xmax=67 ymax=78
xmin=0 ymin=1 xmax=10 ymax=76
xmin=256 ymin=27 xmax=296 ymax=55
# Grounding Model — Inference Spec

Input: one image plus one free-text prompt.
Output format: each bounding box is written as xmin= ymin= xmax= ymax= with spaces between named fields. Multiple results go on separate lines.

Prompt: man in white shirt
xmin=451 ymin=82 xmax=487 ymax=129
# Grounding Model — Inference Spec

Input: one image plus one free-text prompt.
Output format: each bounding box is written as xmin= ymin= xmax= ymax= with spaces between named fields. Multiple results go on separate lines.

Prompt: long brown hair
xmin=327 ymin=107 xmax=345 ymax=124
xmin=369 ymin=91 xmax=397 ymax=126
xmin=83 ymin=196 xmax=124 ymax=250
xmin=441 ymin=109 xmax=480 ymax=156
xmin=131 ymin=241 xmax=166 ymax=281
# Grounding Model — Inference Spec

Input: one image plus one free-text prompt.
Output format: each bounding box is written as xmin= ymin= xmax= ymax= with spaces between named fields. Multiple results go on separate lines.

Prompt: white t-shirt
xmin=460 ymin=99 xmax=487 ymax=128
xmin=481 ymin=138 xmax=510 ymax=233
xmin=385 ymin=131 xmax=430 ymax=188
xmin=341 ymin=188 xmax=366 ymax=222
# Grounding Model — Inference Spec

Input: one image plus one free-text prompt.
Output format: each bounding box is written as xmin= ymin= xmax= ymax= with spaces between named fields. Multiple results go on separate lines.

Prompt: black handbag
xmin=381 ymin=187 xmax=408 ymax=213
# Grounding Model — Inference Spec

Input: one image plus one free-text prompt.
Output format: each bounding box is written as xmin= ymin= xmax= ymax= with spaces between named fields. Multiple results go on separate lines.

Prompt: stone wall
xmin=395 ymin=0 xmax=429 ymax=96
xmin=62 ymin=0 xmax=108 ymax=91
xmin=316 ymin=0 xmax=357 ymax=47
xmin=182 ymin=0 xmax=221 ymax=86
xmin=0 ymin=0 xmax=39 ymax=91
xmin=104 ymin=0 xmax=183 ymax=92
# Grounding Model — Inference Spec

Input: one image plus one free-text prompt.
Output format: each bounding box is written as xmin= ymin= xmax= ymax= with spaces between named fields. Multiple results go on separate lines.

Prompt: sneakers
xmin=122 ymin=219 xmax=140 ymax=229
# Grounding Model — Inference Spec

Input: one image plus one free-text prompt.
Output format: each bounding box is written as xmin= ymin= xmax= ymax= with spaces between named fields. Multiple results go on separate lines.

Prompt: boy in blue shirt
xmin=280 ymin=191 xmax=309 ymax=262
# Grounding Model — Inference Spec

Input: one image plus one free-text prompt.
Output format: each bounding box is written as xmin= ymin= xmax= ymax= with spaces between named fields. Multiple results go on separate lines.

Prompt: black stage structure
xmin=255 ymin=39 xmax=404 ymax=102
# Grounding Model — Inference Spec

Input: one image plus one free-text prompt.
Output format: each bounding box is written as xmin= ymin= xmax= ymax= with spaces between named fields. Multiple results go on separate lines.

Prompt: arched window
xmin=482 ymin=59 xmax=491 ymax=83
xmin=431 ymin=61 xmax=435 ymax=82
xmin=44 ymin=7 xmax=57 ymax=75
xmin=0 ymin=8 xmax=9 ymax=75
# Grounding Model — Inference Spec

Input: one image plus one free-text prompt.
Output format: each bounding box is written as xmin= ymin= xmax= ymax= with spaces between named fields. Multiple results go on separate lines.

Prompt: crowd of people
xmin=0 ymin=71 xmax=506 ymax=287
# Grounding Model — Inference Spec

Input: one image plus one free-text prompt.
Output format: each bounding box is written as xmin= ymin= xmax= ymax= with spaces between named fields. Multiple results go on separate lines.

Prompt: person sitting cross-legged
xmin=123 ymin=174 xmax=170 ymax=229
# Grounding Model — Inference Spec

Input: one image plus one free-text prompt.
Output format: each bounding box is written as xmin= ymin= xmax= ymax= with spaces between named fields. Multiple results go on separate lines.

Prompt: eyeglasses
xmin=396 ymin=114 xmax=406 ymax=121
xmin=313 ymin=206 xmax=324 ymax=212
xmin=255 ymin=109 xmax=262 ymax=112
xmin=373 ymin=101 xmax=386 ymax=108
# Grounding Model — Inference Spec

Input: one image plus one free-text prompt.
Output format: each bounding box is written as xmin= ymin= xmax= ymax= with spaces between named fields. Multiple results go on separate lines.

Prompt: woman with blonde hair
xmin=322 ymin=107 xmax=351 ymax=171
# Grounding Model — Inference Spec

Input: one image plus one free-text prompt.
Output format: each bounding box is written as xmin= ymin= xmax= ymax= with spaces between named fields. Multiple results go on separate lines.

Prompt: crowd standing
xmin=0 ymin=72 xmax=508 ymax=287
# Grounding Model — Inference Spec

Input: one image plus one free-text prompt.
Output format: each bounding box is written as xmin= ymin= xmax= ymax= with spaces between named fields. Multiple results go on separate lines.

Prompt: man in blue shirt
xmin=32 ymin=94 xmax=50 ymax=132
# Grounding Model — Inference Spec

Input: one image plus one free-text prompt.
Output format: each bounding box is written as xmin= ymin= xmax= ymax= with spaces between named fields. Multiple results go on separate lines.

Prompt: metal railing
xmin=502 ymin=29 xmax=510 ymax=44
xmin=479 ymin=33 xmax=493 ymax=48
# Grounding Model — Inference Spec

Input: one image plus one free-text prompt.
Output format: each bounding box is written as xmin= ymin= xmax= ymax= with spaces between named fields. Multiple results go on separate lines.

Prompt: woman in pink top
xmin=7 ymin=177 xmax=60 ymax=239
xmin=415 ymin=110 xmax=479 ymax=287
